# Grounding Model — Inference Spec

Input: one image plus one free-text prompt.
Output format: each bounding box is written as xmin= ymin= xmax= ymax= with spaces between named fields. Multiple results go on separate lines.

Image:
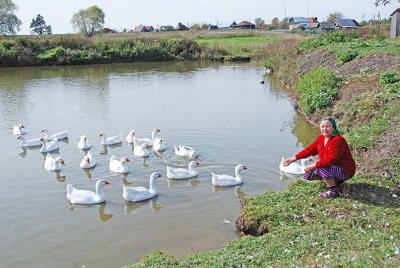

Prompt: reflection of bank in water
xmin=292 ymin=112 xmax=321 ymax=147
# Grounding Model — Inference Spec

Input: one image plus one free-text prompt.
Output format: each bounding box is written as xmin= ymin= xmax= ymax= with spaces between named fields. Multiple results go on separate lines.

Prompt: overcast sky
xmin=12 ymin=0 xmax=400 ymax=34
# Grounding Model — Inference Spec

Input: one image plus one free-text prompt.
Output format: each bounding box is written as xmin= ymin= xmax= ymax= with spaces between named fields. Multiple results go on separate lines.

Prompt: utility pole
xmin=283 ymin=0 xmax=287 ymax=19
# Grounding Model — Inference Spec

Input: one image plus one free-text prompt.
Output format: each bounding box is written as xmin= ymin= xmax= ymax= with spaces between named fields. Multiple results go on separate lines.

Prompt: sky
xmin=12 ymin=0 xmax=400 ymax=35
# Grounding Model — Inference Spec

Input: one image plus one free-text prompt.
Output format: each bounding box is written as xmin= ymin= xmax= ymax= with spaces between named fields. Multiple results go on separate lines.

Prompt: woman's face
xmin=320 ymin=120 xmax=334 ymax=138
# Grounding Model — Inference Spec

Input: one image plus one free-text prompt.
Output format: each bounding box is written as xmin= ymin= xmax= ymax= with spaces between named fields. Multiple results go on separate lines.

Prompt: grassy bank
xmin=128 ymin=29 xmax=400 ymax=267
xmin=0 ymin=30 xmax=288 ymax=67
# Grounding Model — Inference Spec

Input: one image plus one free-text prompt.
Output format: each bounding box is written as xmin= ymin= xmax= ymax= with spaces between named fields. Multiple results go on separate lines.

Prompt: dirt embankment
xmin=236 ymin=50 xmax=400 ymax=236
xmin=294 ymin=49 xmax=400 ymax=175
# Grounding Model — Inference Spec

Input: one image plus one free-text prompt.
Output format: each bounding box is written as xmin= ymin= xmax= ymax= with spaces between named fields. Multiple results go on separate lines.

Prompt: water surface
xmin=0 ymin=62 xmax=319 ymax=268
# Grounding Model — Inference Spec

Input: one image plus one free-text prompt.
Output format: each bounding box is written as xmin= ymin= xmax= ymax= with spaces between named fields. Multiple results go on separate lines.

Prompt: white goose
xmin=212 ymin=164 xmax=247 ymax=186
xmin=40 ymin=137 xmax=59 ymax=153
xmin=77 ymin=135 xmax=92 ymax=150
xmin=17 ymin=135 xmax=42 ymax=147
xmin=167 ymin=161 xmax=199 ymax=179
xmin=174 ymin=145 xmax=199 ymax=158
xmin=66 ymin=180 xmax=110 ymax=205
xmin=80 ymin=151 xmax=97 ymax=169
xmin=127 ymin=129 xmax=161 ymax=146
xmin=153 ymin=138 xmax=166 ymax=152
xmin=41 ymin=128 xmax=68 ymax=141
xmin=123 ymin=172 xmax=162 ymax=202
xmin=279 ymin=157 xmax=308 ymax=175
xmin=13 ymin=124 xmax=27 ymax=136
xmin=99 ymin=132 xmax=122 ymax=145
xmin=133 ymin=141 xmax=150 ymax=157
xmin=44 ymin=154 xmax=65 ymax=171
xmin=109 ymin=155 xmax=131 ymax=173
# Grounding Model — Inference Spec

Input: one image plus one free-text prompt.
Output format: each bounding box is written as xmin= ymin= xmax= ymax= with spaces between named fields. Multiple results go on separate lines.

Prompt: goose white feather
xmin=40 ymin=137 xmax=59 ymax=153
xmin=17 ymin=135 xmax=41 ymax=147
xmin=66 ymin=180 xmax=110 ymax=205
xmin=99 ymin=132 xmax=122 ymax=145
xmin=174 ymin=145 xmax=198 ymax=158
xmin=44 ymin=154 xmax=65 ymax=171
xmin=126 ymin=129 xmax=160 ymax=146
xmin=80 ymin=151 xmax=97 ymax=169
xmin=13 ymin=124 xmax=27 ymax=135
xmin=109 ymin=155 xmax=131 ymax=173
xmin=279 ymin=157 xmax=308 ymax=175
xmin=153 ymin=138 xmax=166 ymax=152
xmin=167 ymin=161 xmax=199 ymax=179
xmin=41 ymin=128 xmax=68 ymax=141
xmin=212 ymin=164 xmax=247 ymax=186
xmin=77 ymin=135 xmax=92 ymax=150
xmin=133 ymin=142 xmax=150 ymax=157
xmin=123 ymin=172 xmax=162 ymax=202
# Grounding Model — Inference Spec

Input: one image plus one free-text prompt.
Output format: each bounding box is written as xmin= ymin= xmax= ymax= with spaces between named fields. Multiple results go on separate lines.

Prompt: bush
xmin=296 ymin=68 xmax=340 ymax=114
xmin=379 ymin=71 xmax=399 ymax=86
xmin=337 ymin=50 xmax=359 ymax=64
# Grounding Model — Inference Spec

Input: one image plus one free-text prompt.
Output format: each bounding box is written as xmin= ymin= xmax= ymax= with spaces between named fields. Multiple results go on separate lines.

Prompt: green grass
xmin=296 ymin=67 xmax=340 ymax=115
xmin=128 ymin=178 xmax=400 ymax=268
xmin=195 ymin=34 xmax=282 ymax=56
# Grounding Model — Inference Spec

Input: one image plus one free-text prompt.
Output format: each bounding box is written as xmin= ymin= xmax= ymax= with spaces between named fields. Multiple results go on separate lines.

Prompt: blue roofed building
xmin=334 ymin=19 xmax=359 ymax=29
xmin=288 ymin=17 xmax=310 ymax=30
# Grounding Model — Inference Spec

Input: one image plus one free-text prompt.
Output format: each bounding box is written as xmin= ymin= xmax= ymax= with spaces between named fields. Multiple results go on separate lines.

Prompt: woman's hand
xmin=304 ymin=164 xmax=316 ymax=174
xmin=283 ymin=156 xmax=296 ymax=166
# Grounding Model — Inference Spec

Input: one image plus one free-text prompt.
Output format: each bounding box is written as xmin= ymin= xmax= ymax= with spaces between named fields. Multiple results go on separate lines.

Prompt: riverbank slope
xmin=128 ymin=30 xmax=400 ymax=267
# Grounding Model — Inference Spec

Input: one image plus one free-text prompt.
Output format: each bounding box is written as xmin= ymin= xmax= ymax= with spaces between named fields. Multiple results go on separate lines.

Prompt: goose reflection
xmin=100 ymin=145 xmax=108 ymax=155
xmin=279 ymin=171 xmax=302 ymax=182
xmin=18 ymin=147 xmax=27 ymax=158
xmin=167 ymin=178 xmax=199 ymax=188
xmin=124 ymin=196 xmax=161 ymax=215
xmin=68 ymin=202 xmax=113 ymax=222
xmin=212 ymin=185 xmax=245 ymax=198
xmin=121 ymin=173 xmax=131 ymax=185
xmin=82 ymin=167 xmax=94 ymax=179
xmin=53 ymin=170 xmax=66 ymax=182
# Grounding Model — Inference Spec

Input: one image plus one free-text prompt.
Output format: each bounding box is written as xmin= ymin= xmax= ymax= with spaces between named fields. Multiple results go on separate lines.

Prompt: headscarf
xmin=320 ymin=116 xmax=340 ymax=137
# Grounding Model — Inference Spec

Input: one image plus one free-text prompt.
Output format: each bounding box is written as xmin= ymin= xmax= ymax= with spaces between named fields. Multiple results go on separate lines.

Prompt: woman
xmin=283 ymin=116 xmax=356 ymax=198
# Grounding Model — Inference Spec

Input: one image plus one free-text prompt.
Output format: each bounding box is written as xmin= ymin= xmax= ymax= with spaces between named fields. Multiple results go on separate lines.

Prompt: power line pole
xmin=284 ymin=0 xmax=287 ymax=19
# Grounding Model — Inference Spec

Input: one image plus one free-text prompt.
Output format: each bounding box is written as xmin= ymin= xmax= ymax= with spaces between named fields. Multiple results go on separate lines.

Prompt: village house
xmin=175 ymin=22 xmax=189 ymax=30
xmin=145 ymin=26 xmax=155 ymax=32
xmin=333 ymin=18 xmax=359 ymax=29
xmin=288 ymin=17 xmax=310 ymax=30
xmin=234 ymin=21 xmax=256 ymax=29
xmin=132 ymin=24 xmax=146 ymax=32
xmin=390 ymin=8 xmax=400 ymax=38
xmin=160 ymin=25 xmax=175 ymax=32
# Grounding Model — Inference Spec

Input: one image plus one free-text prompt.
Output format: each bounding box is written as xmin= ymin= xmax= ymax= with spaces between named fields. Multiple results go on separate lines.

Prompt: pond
xmin=0 ymin=62 xmax=319 ymax=268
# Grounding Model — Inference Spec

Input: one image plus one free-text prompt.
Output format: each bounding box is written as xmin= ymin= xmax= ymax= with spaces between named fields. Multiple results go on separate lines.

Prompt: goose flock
xmin=13 ymin=124 xmax=248 ymax=207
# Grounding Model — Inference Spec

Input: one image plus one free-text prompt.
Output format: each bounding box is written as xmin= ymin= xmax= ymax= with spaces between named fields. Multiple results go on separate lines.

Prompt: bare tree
xmin=375 ymin=0 xmax=400 ymax=5
xmin=254 ymin=18 xmax=265 ymax=28
xmin=326 ymin=12 xmax=344 ymax=23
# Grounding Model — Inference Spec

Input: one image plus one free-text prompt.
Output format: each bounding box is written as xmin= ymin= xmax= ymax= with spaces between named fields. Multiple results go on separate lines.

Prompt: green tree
xmin=326 ymin=11 xmax=344 ymax=23
xmin=0 ymin=0 xmax=22 ymax=35
xmin=30 ymin=14 xmax=52 ymax=35
xmin=71 ymin=5 xmax=105 ymax=37
xmin=254 ymin=17 xmax=265 ymax=28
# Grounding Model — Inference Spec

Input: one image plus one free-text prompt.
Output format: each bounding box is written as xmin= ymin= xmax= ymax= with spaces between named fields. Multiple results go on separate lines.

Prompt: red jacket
xmin=295 ymin=135 xmax=356 ymax=177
